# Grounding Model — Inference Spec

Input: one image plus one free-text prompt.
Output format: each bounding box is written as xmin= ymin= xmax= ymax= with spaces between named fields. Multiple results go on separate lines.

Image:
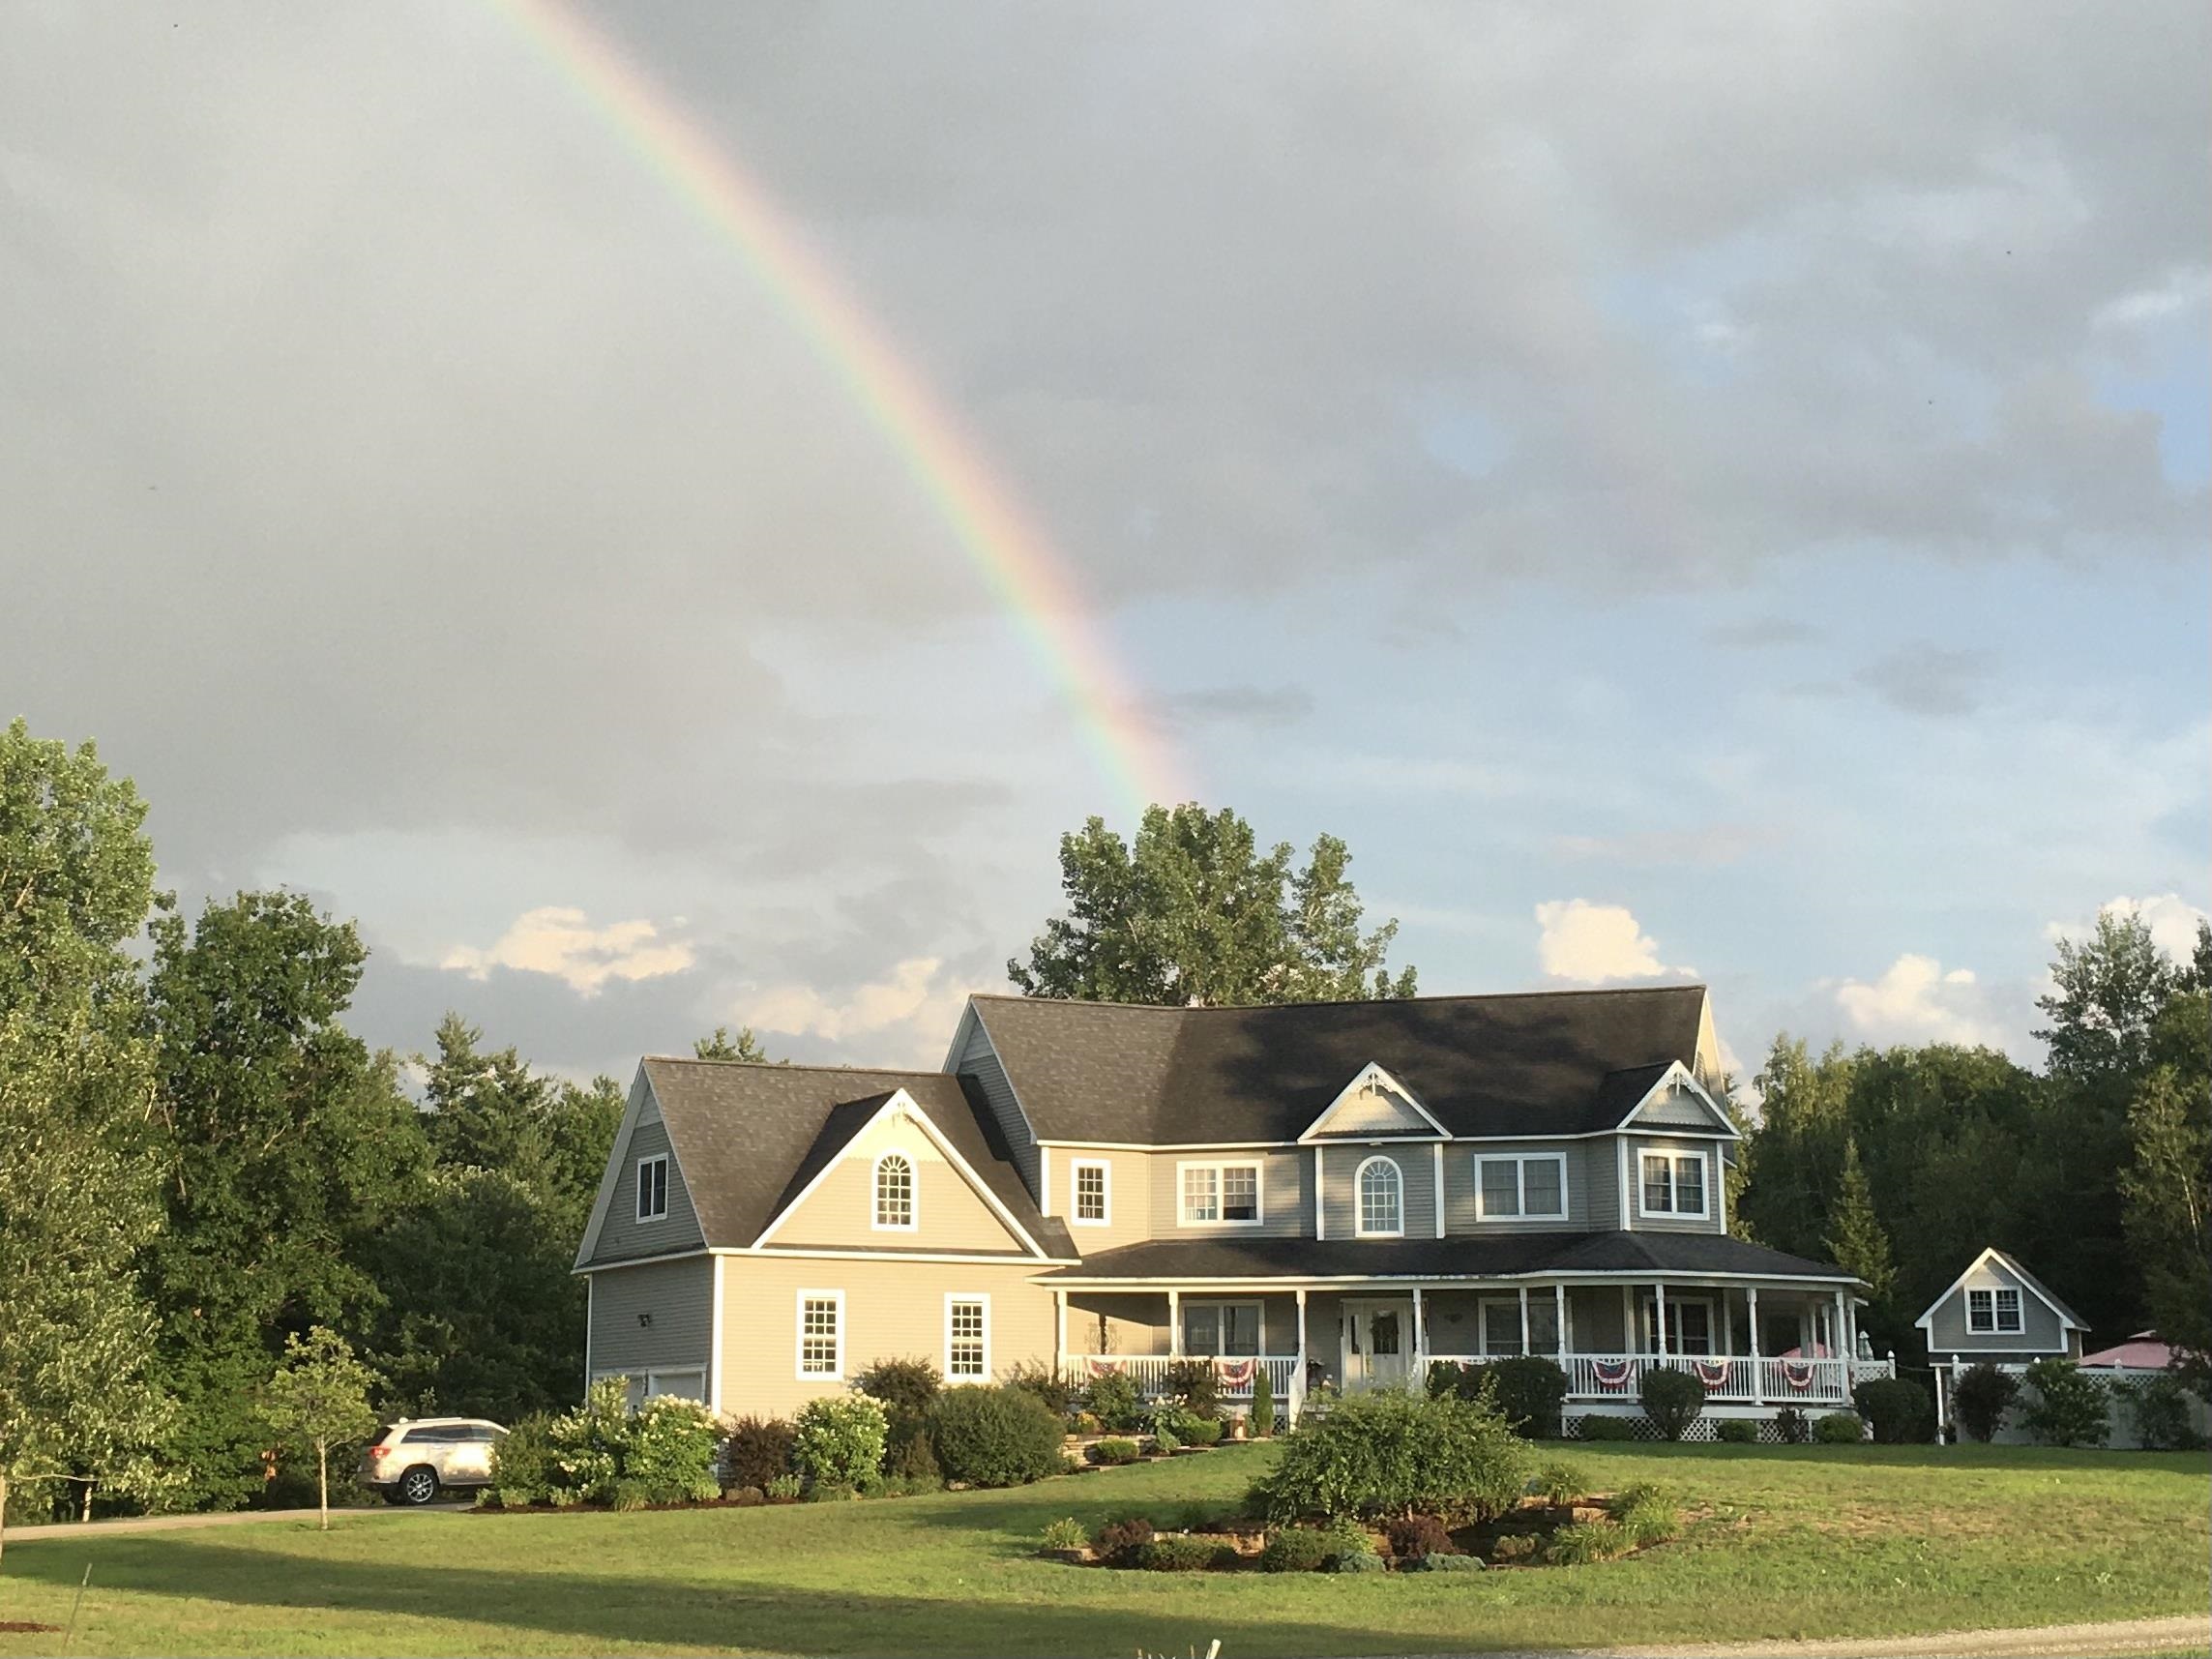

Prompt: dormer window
xmin=873 ymin=1152 xmax=916 ymax=1230
xmin=1356 ymin=1156 xmax=1403 ymax=1237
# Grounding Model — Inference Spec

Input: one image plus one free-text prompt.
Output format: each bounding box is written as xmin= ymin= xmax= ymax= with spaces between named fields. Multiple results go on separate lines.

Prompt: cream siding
xmin=1319 ymin=1147 xmax=1436 ymax=1240
xmin=716 ymin=1253 xmax=1056 ymax=1417
xmin=588 ymin=1117 xmax=706 ymax=1264
xmin=1150 ymin=1146 xmax=1312 ymax=1237
xmin=1442 ymin=1141 xmax=1589 ymax=1232
xmin=1624 ymin=1133 xmax=1727 ymax=1233
xmin=1044 ymin=1145 xmax=1155 ymax=1249
xmin=953 ymin=1015 xmax=1041 ymax=1199
xmin=588 ymin=1256 xmax=715 ymax=1378
xmin=768 ymin=1107 xmax=1031 ymax=1256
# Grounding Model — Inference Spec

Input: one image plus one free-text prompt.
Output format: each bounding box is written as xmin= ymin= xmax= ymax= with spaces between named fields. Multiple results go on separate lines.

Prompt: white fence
xmin=1939 ymin=1362 xmax=2207 ymax=1449
xmin=1060 ymin=1354 xmax=1301 ymax=1404
xmin=1429 ymin=1352 xmax=1893 ymax=1407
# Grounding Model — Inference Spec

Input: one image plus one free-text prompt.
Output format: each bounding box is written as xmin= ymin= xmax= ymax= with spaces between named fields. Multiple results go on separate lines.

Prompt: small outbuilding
xmin=1916 ymin=1245 xmax=2090 ymax=1442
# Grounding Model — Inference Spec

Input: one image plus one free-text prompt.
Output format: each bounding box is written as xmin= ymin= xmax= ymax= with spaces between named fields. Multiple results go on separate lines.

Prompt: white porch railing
xmin=1427 ymin=1352 xmax=1895 ymax=1407
xmin=1059 ymin=1354 xmax=1300 ymax=1404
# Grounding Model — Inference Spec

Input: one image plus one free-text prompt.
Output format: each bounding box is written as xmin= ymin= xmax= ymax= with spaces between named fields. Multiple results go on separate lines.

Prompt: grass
xmin=0 ymin=1442 xmax=2204 ymax=1656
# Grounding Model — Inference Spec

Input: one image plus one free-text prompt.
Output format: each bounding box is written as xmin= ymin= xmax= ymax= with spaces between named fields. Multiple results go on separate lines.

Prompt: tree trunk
xmin=81 ymin=1478 xmax=94 ymax=1523
xmin=317 ymin=1441 xmax=329 ymax=1530
xmin=0 ymin=1469 xmax=10 ymax=1567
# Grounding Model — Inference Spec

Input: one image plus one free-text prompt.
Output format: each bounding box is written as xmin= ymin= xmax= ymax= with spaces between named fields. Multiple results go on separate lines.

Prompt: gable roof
xmin=1299 ymin=1062 xmax=1448 ymax=1141
xmin=1912 ymin=1245 xmax=2089 ymax=1334
xmin=617 ymin=1058 xmax=1077 ymax=1261
xmin=965 ymin=984 xmax=1712 ymax=1144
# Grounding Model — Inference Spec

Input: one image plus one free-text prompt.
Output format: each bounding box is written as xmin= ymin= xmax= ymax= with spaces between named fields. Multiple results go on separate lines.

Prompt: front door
xmin=1341 ymin=1299 xmax=1415 ymax=1392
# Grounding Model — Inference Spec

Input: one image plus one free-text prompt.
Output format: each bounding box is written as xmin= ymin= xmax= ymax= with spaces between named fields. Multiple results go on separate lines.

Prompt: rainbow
xmin=489 ymin=0 xmax=1182 ymax=818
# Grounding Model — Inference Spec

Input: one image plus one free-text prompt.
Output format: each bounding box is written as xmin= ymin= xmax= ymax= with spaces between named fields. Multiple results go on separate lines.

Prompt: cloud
xmin=1146 ymin=685 xmax=1315 ymax=733
xmin=741 ymin=957 xmax=982 ymax=1067
xmin=441 ymin=906 xmax=694 ymax=995
xmin=1833 ymin=954 xmax=2001 ymax=1047
xmin=1703 ymin=617 xmax=1825 ymax=650
xmin=2092 ymin=265 xmax=2212 ymax=330
xmin=2048 ymin=893 xmax=2212 ymax=966
xmin=1552 ymin=824 xmax=1777 ymax=867
xmin=1853 ymin=645 xmax=1996 ymax=717
xmin=1535 ymin=899 xmax=1693 ymax=983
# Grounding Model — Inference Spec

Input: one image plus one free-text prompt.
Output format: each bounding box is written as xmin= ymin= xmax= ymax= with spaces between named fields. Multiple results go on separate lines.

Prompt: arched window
xmin=873 ymin=1152 xmax=915 ymax=1229
xmin=1356 ymin=1156 xmax=1402 ymax=1237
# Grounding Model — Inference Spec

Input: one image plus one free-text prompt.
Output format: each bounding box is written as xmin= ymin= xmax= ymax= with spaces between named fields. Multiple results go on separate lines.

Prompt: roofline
xmin=643 ymin=1055 xmax=948 ymax=1078
xmin=1034 ymin=1266 xmax=1862 ymax=1288
xmin=1034 ymin=1125 xmax=1735 ymax=1151
xmin=1911 ymin=1245 xmax=2089 ymax=1333
xmin=1613 ymin=1061 xmax=1740 ymax=1140
xmin=1298 ymin=1060 xmax=1451 ymax=1142
xmin=964 ymin=983 xmax=1710 ymax=1016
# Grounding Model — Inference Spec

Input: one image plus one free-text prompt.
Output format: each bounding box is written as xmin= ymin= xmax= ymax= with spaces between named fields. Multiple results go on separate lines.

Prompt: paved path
xmin=3 ymin=1502 xmax=466 ymax=1541
xmin=1600 ymin=1614 xmax=2209 ymax=1658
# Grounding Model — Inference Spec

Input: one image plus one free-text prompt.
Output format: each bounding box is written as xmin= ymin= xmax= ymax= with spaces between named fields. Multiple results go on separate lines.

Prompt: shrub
xmin=1773 ymin=1407 xmax=1811 ymax=1445
xmin=1002 ymin=1359 xmax=1078 ymax=1415
xmin=853 ymin=1356 xmax=942 ymax=1422
xmin=1951 ymin=1363 xmax=2020 ymax=1443
xmin=487 ymin=1413 xmax=555 ymax=1506
xmin=1853 ymin=1377 xmax=1935 ymax=1445
xmin=723 ymin=1415 xmax=797 ymax=1492
xmin=1151 ymin=1421 xmax=1181 ymax=1453
xmin=879 ymin=1471 xmax=942 ymax=1497
xmin=1531 ymin=1461 xmax=1585 ymax=1505
xmin=1162 ymin=1357 xmax=1223 ymax=1418
xmin=1428 ymin=1357 xmax=1569 ymax=1438
xmin=1253 ymin=1387 xmax=1532 ymax=1526
xmin=1137 ymin=1534 xmax=1228 ymax=1572
xmin=609 ymin=1479 xmax=652 ymax=1511
xmin=1084 ymin=1368 xmax=1144 ymax=1433
xmin=1040 ymin=1517 xmax=1088 ymax=1552
xmin=1489 ymin=1532 xmax=1538 ymax=1562
xmin=928 ymin=1385 xmax=1066 ymax=1487
xmin=1716 ymin=1418 xmax=1759 ymax=1444
xmin=546 ymin=1378 xmax=633 ymax=1504
xmin=1427 ymin=1360 xmax=1472 ymax=1398
xmin=1575 ymin=1414 xmax=1637 ymax=1441
xmin=1547 ymin=1519 xmax=1627 ymax=1565
xmin=1385 ymin=1513 xmax=1459 ymax=1561
xmin=1258 ymin=1526 xmax=1334 ymax=1573
xmin=804 ymin=1481 xmax=857 ymax=1503
xmin=764 ymin=1472 xmax=803 ymax=1501
xmin=1814 ymin=1411 xmax=1864 ymax=1444
xmin=792 ymin=1395 xmax=889 ymax=1490
xmin=2115 ymin=1374 xmax=2208 ymax=1452
xmin=1067 ymin=1410 xmax=1102 ymax=1435
xmin=1639 ymin=1368 xmax=1707 ymax=1441
xmin=2021 ymin=1359 xmax=2109 ymax=1448
xmin=1331 ymin=1550 xmax=1387 ymax=1574
xmin=1252 ymin=1363 xmax=1277 ymax=1437
xmin=1414 ymin=1551 xmax=1487 ymax=1573
xmin=1188 ymin=1418 xmax=1224 ymax=1446
xmin=727 ymin=1486 xmax=766 ymax=1506
xmin=1092 ymin=1514 xmax=1156 ymax=1563
xmin=1607 ymin=1482 xmax=1682 ymax=1547
xmin=1089 ymin=1437 xmax=1140 ymax=1466
xmin=886 ymin=1431 xmax=941 ymax=1485
xmin=623 ymin=1396 xmax=723 ymax=1503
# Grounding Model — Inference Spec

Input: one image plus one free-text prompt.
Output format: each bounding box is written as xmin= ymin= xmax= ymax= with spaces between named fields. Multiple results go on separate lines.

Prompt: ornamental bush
xmin=1412 ymin=1551 xmax=1487 ymax=1574
xmin=1251 ymin=1363 xmax=1277 ymax=1437
xmin=1814 ymin=1410 xmax=1864 ymax=1444
xmin=2020 ymin=1359 xmax=2109 ymax=1448
xmin=1951 ymin=1363 xmax=2019 ymax=1443
xmin=623 ymin=1396 xmax=723 ymax=1503
xmin=1187 ymin=1417 xmax=1223 ymax=1446
xmin=1607 ymin=1482 xmax=1681 ymax=1547
xmin=1385 ymin=1512 xmax=1459 ymax=1561
xmin=1252 ymin=1384 xmax=1532 ymax=1525
xmin=1575 ymin=1414 xmax=1637 ymax=1441
xmin=723 ymin=1414 xmax=797 ymax=1491
xmin=2116 ymin=1373 xmax=2208 ymax=1452
xmin=1136 ymin=1534 xmax=1229 ymax=1572
xmin=1092 ymin=1514 xmax=1155 ymax=1563
xmin=1638 ymin=1368 xmax=1707 ymax=1441
xmin=1088 ymin=1437 xmax=1140 ymax=1466
xmin=1163 ymin=1357 xmax=1223 ymax=1418
xmin=1258 ymin=1526 xmax=1335 ymax=1573
xmin=1084 ymin=1368 xmax=1144 ymax=1433
xmin=487 ymin=1413 xmax=556 ymax=1506
xmin=1040 ymin=1517 xmax=1088 ymax=1552
xmin=792 ymin=1395 xmax=888 ymax=1491
xmin=854 ymin=1355 xmax=941 ymax=1473
xmin=1531 ymin=1461 xmax=1586 ymax=1505
xmin=928 ymin=1385 xmax=1066 ymax=1487
xmin=1547 ymin=1518 xmax=1627 ymax=1565
xmin=1773 ymin=1407 xmax=1811 ymax=1444
xmin=1432 ymin=1357 xmax=1569 ymax=1438
xmin=1002 ymin=1358 xmax=1078 ymax=1415
xmin=1716 ymin=1418 xmax=1759 ymax=1444
xmin=1852 ymin=1377 xmax=1934 ymax=1445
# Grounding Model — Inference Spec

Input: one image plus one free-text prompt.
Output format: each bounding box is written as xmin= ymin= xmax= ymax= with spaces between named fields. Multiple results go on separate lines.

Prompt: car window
xmin=460 ymin=1426 xmax=500 ymax=1442
xmin=406 ymin=1426 xmax=459 ymax=1443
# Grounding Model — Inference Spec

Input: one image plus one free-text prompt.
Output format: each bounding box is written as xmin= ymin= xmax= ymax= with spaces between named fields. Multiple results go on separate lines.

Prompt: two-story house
xmin=573 ymin=985 xmax=1890 ymax=1434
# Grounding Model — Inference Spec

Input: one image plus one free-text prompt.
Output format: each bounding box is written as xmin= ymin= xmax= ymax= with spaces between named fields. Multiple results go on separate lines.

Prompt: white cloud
xmin=2091 ymin=264 xmax=2212 ymax=330
xmin=1833 ymin=954 xmax=2000 ymax=1048
xmin=2048 ymin=893 xmax=2212 ymax=965
xmin=1534 ymin=899 xmax=1692 ymax=983
xmin=742 ymin=957 xmax=981 ymax=1067
xmin=441 ymin=906 xmax=694 ymax=995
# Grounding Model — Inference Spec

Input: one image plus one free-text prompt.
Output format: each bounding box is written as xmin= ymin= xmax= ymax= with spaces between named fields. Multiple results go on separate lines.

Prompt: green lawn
xmin=0 ymin=1443 xmax=2204 ymax=1656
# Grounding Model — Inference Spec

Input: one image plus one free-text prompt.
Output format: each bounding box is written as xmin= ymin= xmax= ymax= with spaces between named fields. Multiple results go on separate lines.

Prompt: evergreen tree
xmin=1823 ymin=1139 xmax=1896 ymax=1318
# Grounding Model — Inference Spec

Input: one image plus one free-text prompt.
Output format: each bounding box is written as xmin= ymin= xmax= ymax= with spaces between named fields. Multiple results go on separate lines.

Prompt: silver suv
xmin=362 ymin=1418 xmax=507 ymax=1505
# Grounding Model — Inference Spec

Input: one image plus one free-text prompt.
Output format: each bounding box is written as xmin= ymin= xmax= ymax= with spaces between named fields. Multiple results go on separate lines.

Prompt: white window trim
xmin=1353 ymin=1155 xmax=1405 ymax=1238
xmin=1966 ymin=1286 xmax=2024 ymax=1335
xmin=870 ymin=1149 xmax=919 ymax=1233
xmin=1176 ymin=1159 xmax=1265 ymax=1229
xmin=1638 ymin=1292 xmax=1718 ymax=1355
xmin=1994 ymin=1288 xmax=2022 ymax=1333
xmin=1636 ymin=1148 xmax=1711 ymax=1220
xmin=1476 ymin=1295 xmax=1562 ymax=1357
xmin=795 ymin=1289 xmax=845 ymax=1381
xmin=635 ymin=1153 xmax=669 ymax=1223
xmin=1182 ymin=1297 xmax=1266 ymax=1357
xmin=1473 ymin=1152 xmax=1569 ymax=1222
xmin=943 ymin=1292 xmax=990 ymax=1380
xmin=1069 ymin=1158 xmax=1112 ymax=1228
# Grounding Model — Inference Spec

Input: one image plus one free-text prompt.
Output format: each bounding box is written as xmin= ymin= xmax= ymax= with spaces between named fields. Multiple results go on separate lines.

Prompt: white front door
xmin=1341 ymin=1299 xmax=1415 ymax=1391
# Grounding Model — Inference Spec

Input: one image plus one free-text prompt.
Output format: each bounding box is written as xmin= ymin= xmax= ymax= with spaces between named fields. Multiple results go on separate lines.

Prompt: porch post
xmin=1655 ymin=1281 xmax=1669 ymax=1355
xmin=1620 ymin=1284 xmax=1634 ymax=1352
xmin=1553 ymin=1282 xmax=1569 ymax=1358
xmin=1054 ymin=1289 xmax=1068 ymax=1375
xmin=1518 ymin=1286 xmax=1531 ymax=1355
xmin=1411 ymin=1285 xmax=1427 ymax=1380
xmin=1748 ymin=1286 xmax=1763 ymax=1406
xmin=1831 ymin=1289 xmax=1846 ymax=1360
xmin=1313 ymin=1145 xmax=1325 ymax=1240
xmin=1933 ymin=1357 xmax=1948 ymax=1446
xmin=1167 ymin=1289 xmax=1182 ymax=1358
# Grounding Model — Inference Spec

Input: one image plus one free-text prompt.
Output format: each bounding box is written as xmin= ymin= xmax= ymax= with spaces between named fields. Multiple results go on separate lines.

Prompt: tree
xmin=693 ymin=1025 xmax=776 ymax=1063
xmin=1008 ymin=805 xmax=1416 ymax=1005
xmin=1823 ymin=1139 xmax=1897 ymax=1310
xmin=262 ymin=1327 xmax=380 ymax=1530
xmin=2036 ymin=911 xmax=2175 ymax=1086
xmin=2120 ymin=1066 xmax=2211 ymax=1390
xmin=0 ymin=722 xmax=172 ymax=1558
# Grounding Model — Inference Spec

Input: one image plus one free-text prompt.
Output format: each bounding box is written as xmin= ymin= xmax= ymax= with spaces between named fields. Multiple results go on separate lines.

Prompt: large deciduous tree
xmin=1008 ymin=805 xmax=1416 ymax=1005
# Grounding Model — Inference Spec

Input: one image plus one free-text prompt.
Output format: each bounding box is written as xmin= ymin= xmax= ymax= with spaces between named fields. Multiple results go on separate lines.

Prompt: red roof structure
xmin=2079 ymin=1331 xmax=2176 ymax=1369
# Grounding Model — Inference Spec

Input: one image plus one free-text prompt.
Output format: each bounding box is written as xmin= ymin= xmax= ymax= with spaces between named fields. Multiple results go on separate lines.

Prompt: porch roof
xmin=1038 ymin=1229 xmax=1856 ymax=1287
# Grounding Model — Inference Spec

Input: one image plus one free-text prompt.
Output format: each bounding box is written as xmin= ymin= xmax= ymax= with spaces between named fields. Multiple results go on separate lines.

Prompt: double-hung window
xmin=1072 ymin=1159 xmax=1110 ymax=1226
xmin=1637 ymin=1149 xmax=1708 ymax=1219
xmin=1966 ymin=1287 xmax=2022 ymax=1334
xmin=634 ymin=1154 xmax=668 ymax=1222
xmin=945 ymin=1295 xmax=989 ymax=1379
xmin=1475 ymin=1154 xmax=1568 ymax=1220
xmin=1180 ymin=1161 xmax=1261 ymax=1226
xmin=797 ymin=1290 xmax=844 ymax=1379
xmin=872 ymin=1153 xmax=916 ymax=1230
xmin=1182 ymin=1300 xmax=1262 ymax=1357
xmin=1356 ymin=1157 xmax=1403 ymax=1236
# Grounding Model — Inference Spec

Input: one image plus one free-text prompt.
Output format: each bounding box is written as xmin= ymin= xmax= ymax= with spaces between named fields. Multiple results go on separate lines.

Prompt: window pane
xmin=948 ymin=1299 xmax=986 ymax=1378
xmin=1673 ymin=1156 xmax=1705 ymax=1214
xmin=1480 ymin=1159 xmax=1520 ymax=1217
xmin=1967 ymin=1289 xmax=1992 ymax=1331
xmin=1359 ymin=1160 xmax=1401 ymax=1233
xmin=1075 ymin=1164 xmax=1106 ymax=1221
xmin=1482 ymin=1301 xmax=1522 ymax=1355
xmin=1222 ymin=1305 xmax=1259 ymax=1356
xmin=874 ymin=1155 xmax=913 ymax=1228
xmin=1673 ymin=1301 xmax=1712 ymax=1355
xmin=1184 ymin=1305 xmax=1221 ymax=1356
xmin=801 ymin=1297 xmax=840 ymax=1375
xmin=1642 ymin=1156 xmax=1672 ymax=1212
xmin=1994 ymin=1289 xmax=2021 ymax=1332
xmin=1183 ymin=1167 xmax=1219 ymax=1222
xmin=1222 ymin=1166 xmax=1258 ymax=1221
xmin=1527 ymin=1299 xmax=1561 ymax=1354
xmin=1369 ymin=1311 xmax=1401 ymax=1355
xmin=1522 ymin=1159 xmax=1563 ymax=1217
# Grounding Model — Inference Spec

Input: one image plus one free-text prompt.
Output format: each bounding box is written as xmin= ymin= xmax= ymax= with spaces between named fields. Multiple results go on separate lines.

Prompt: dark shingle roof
xmin=968 ymin=985 xmax=1709 ymax=1144
xmin=639 ymin=1059 xmax=1076 ymax=1259
xmin=1039 ymin=1230 xmax=1853 ymax=1284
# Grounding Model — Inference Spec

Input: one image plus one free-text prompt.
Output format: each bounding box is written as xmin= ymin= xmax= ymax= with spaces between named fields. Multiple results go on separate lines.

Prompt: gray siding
xmin=588 ymin=1255 xmax=714 ymax=1378
xmin=955 ymin=1016 xmax=1042 ymax=1200
xmin=588 ymin=1115 xmax=706 ymax=1264
xmin=1623 ymin=1133 xmax=1726 ymax=1233
xmin=1924 ymin=1259 xmax=2071 ymax=1357
xmin=1442 ymin=1141 xmax=1591 ymax=1233
xmin=1634 ymin=1082 xmax=1723 ymax=1129
xmin=1586 ymin=1138 xmax=1624 ymax=1231
xmin=1152 ymin=1147 xmax=1312 ymax=1237
xmin=1318 ymin=1145 xmax=1436 ymax=1240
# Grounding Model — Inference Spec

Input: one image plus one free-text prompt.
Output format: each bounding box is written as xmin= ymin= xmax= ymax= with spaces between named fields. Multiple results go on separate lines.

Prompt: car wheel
xmin=396 ymin=1466 xmax=440 ymax=1505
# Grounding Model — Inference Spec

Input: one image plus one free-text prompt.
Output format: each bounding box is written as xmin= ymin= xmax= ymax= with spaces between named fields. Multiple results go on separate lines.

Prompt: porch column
xmin=1054 ymin=1289 xmax=1068 ymax=1374
xmin=1518 ymin=1286 xmax=1531 ymax=1355
xmin=1748 ymin=1286 xmax=1763 ymax=1406
xmin=1294 ymin=1289 xmax=1310 ymax=1422
xmin=1553 ymin=1282 xmax=1569 ymax=1358
xmin=1313 ymin=1145 xmax=1325 ymax=1240
xmin=1411 ymin=1285 xmax=1427 ymax=1378
xmin=1832 ymin=1289 xmax=1847 ymax=1361
xmin=1933 ymin=1358 xmax=1949 ymax=1446
xmin=1654 ymin=1281 xmax=1669 ymax=1355
xmin=1167 ymin=1289 xmax=1182 ymax=1357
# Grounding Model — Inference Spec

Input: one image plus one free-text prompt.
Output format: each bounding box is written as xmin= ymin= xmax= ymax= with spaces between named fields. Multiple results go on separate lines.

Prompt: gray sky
xmin=4 ymin=1 xmax=2205 ymax=1081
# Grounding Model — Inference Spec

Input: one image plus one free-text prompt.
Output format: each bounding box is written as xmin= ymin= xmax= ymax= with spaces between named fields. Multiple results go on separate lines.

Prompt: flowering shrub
xmin=793 ymin=1394 xmax=889 ymax=1491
